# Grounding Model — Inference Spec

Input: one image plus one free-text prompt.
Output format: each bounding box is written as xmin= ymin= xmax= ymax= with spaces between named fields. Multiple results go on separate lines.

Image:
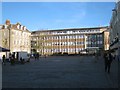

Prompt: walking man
xmin=104 ymin=51 xmax=113 ymax=74
xmin=2 ymin=55 xmax=6 ymax=65
xmin=10 ymin=54 xmax=15 ymax=65
xmin=107 ymin=52 xmax=113 ymax=73
xmin=103 ymin=52 xmax=108 ymax=72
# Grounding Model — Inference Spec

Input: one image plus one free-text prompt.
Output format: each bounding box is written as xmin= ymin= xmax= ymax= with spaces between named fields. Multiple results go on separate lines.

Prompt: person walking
xmin=2 ymin=55 xmax=6 ymax=65
xmin=107 ymin=52 xmax=113 ymax=73
xmin=37 ymin=53 xmax=39 ymax=60
xmin=104 ymin=51 xmax=113 ymax=74
xmin=10 ymin=55 xmax=15 ymax=65
xmin=20 ymin=57 xmax=23 ymax=64
xmin=9 ymin=53 xmax=12 ymax=62
xmin=34 ymin=54 xmax=37 ymax=60
xmin=103 ymin=52 xmax=108 ymax=72
xmin=27 ymin=54 xmax=30 ymax=62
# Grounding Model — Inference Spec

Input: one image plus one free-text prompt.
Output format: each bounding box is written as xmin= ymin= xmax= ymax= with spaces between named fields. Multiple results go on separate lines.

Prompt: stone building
xmin=31 ymin=26 xmax=109 ymax=55
xmin=0 ymin=20 xmax=31 ymax=54
xmin=109 ymin=1 xmax=120 ymax=59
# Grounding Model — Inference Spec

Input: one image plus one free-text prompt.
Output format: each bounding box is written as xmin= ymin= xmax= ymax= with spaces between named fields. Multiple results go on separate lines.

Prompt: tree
xmin=37 ymin=33 xmax=52 ymax=55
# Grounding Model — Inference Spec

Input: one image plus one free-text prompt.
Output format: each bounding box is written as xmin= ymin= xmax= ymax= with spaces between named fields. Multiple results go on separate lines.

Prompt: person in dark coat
xmin=34 ymin=54 xmax=37 ymax=60
xmin=103 ymin=52 xmax=108 ymax=72
xmin=20 ymin=57 xmax=23 ymax=64
xmin=2 ymin=55 xmax=6 ymax=65
xmin=10 ymin=54 xmax=15 ymax=65
xmin=37 ymin=53 xmax=39 ymax=60
xmin=107 ymin=52 xmax=113 ymax=73
xmin=104 ymin=51 xmax=113 ymax=74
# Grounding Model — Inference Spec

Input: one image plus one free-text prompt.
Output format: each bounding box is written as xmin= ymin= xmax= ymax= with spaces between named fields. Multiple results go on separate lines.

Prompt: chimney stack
xmin=5 ymin=19 xmax=10 ymax=25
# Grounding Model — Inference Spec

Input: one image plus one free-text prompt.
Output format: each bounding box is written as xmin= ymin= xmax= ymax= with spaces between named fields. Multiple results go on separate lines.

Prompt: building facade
xmin=31 ymin=26 xmax=109 ymax=55
xmin=0 ymin=25 xmax=3 ymax=48
xmin=109 ymin=1 xmax=120 ymax=60
xmin=0 ymin=20 xmax=31 ymax=54
xmin=103 ymin=30 xmax=110 ymax=51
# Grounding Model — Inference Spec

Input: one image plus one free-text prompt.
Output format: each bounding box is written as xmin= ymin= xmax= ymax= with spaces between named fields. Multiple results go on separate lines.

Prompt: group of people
xmin=33 ymin=53 xmax=39 ymax=60
xmin=1 ymin=51 xmax=116 ymax=73
xmin=2 ymin=53 xmax=15 ymax=65
xmin=33 ymin=53 xmax=47 ymax=60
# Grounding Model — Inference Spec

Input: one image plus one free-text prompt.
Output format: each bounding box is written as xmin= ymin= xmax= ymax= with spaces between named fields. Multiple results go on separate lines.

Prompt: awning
xmin=0 ymin=46 xmax=10 ymax=52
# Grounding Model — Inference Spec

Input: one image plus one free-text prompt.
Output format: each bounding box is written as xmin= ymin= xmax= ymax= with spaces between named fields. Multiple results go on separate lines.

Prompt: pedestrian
xmin=27 ymin=54 xmax=30 ymax=62
xmin=106 ymin=51 xmax=113 ymax=74
xmin=103 ymin=52 xmax=108 ymax=72
xmin=11 ymin=54 xmax=15 ymax=65
xmin=2 ymin=55 xmax=6 ymax=65
xmin=34 ymin=54 xmax=37 ymax=60
xmin=37 ymin=53 xmax=39 ymax=60
xmin=10 ymin=55 xmax=14 ymax=65
xmin=12 ymin=54 xmax=15 ymax=64
xmin=9 ymin=53 xmax=12 ymax=62
xmin=20 ymin=57 xmax=24 ymax=64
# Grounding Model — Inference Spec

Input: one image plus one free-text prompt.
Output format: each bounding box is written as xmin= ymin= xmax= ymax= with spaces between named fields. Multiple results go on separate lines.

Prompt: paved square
xmin=2 ymin=56 xmax=118 ymax=88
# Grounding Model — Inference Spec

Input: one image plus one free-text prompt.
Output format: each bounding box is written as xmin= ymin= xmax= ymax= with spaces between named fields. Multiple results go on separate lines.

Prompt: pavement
xmin=1 ymin=56 xmax=119 ymax=88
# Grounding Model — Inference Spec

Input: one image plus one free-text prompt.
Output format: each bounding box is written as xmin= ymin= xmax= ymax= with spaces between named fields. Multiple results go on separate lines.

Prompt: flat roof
xmin=32 ymin=26 xmax=109 ymax=33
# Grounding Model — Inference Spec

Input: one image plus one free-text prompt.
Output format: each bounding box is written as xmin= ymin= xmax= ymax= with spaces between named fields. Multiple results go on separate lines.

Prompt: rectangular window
xmin=100 ymin=41 xmax=102 ymax=44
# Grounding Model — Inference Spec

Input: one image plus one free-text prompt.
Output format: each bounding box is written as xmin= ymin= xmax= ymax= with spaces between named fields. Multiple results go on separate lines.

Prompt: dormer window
xmin=24 ymin=27 xmax=26 ymax=30
xmin=21 ymin=26 xmax=23 ymax=30
xmin=19 ymin=25 xmax=21 ymax=30
xmin=17 ymin=24 xmax=19 ymax=29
